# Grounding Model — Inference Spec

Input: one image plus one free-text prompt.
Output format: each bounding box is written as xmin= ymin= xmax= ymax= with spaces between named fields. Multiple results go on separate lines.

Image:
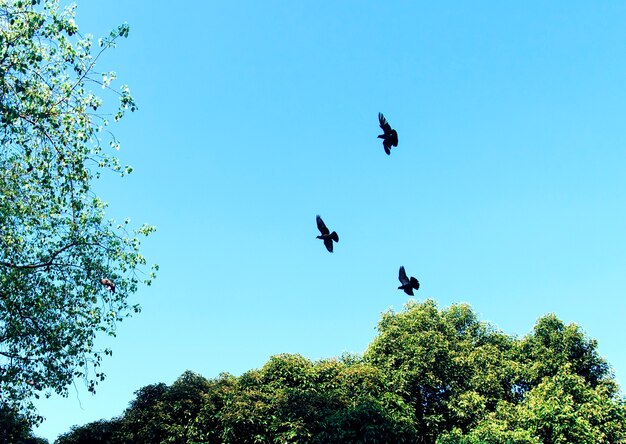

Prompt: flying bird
xmin=316 ymin=215 xmax=339 ymax=253
xmin=378 ymin=112 xmax=398 ymax=155
xmin=398 ymin=266 xmax=420 ymax=296
xmin=100 ymin=278 xmax=116 ymax=293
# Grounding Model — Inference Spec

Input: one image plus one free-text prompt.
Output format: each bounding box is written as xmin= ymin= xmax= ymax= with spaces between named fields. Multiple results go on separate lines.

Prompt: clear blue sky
xmin=35 ymin=1 xmax=626 ymax=440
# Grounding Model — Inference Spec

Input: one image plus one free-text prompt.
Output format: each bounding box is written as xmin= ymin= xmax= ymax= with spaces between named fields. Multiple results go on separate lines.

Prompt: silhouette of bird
xmin=378 ymin=112 xmax=398 ymax=155
xmin=316 ymin=215 xmax=339 ymax=253
xmin=100 ymin=278 xmax=115 ymax=293
xmin=398 ymin=266 xmax=420 ymax=295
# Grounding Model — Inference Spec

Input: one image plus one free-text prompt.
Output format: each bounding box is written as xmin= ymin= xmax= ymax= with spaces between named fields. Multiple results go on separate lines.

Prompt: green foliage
xmin=438 ymin=369 xmax=626 ymax=444
xmin=0 ymin=404 xmax=49 ymax=443
xmin=115 ymin=383 xmax=170 ymax=443
xmin=54 ymin=302 xmax=625 ymax=444
xmin=516 ymin=368 xmax=626 ymax=443
xmin=517 ymin=313 xmax=611 ymax=389
xmin=0 ymin=0 xmax=155 ymax=421
xmin=54 ymin=418 xmax=121 ymax=444
xmin=215 ymin=355 xmax=417 ymax=443
xmin=364 ymin=299 xmax=519 ymax=442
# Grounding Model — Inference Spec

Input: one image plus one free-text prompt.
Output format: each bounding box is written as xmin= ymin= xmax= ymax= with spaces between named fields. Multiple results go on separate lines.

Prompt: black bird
xmin=378 ymin=112 xmax=398 ymax=155
xmin=316 ymin=215 xmax=339 ymax=253
xmin=398 ymin=266 xmax=420 ymax=296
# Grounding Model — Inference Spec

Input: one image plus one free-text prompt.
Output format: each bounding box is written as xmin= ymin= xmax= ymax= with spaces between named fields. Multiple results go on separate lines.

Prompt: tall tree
xmin=0 ymin=0 xmax=155 ymax=421
xmin=364 ymin=300 xmax=519 ymax=443
xmin=53 ymin=302 xmax=626 ymax=443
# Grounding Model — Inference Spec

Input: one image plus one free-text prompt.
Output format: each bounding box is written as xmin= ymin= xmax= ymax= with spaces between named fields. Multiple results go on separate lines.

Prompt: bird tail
xmin=410 ymin=277 xmax=420 ymax=291
xmin=331 ymin=231 xmax=339 ymax=242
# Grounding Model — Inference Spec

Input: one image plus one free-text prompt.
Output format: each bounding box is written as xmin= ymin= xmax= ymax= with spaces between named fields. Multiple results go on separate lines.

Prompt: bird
xmin=100 ymin=278 xmax=115 ymax=293
xmin=26 ymin=379 xmax=42 ymax=390
xmin=316 ymin=215 xmax=339 ymax=253
xmin=398 ymin=266 xmax=420 ymax=296
xmin=378 ymin=112 xmax=398 ymax=155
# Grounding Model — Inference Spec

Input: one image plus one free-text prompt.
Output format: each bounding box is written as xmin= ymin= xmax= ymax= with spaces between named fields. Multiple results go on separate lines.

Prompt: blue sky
xmin=34 ymin=1 xmax=626 ymax=440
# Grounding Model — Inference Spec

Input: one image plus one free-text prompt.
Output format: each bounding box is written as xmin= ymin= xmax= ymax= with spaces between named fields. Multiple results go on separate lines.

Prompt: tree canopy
xmin=54 ymin=300 xmax=626 ymax=444
xmin=0 ymin=404 xmax=48 ymax=444
xmin=0 ymin=0 xmax=155 ymax=421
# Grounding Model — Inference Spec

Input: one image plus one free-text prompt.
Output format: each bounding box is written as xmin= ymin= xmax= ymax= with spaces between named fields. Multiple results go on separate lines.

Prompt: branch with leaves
xmin=0 ymin=0 xmax=156 ymax=424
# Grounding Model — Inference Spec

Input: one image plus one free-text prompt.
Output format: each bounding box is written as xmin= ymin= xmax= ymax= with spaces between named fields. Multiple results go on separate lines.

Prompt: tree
xmin=437 ymin=369 xmax=626 ymax=444
xmin=53 ymin=303 xmax=626 ymax=443
xmin=0 ymin=404 xmax=49 ymax=444
xmin=116 ymin=372 xmax=215 ymax=444
xmin=114 ymin=383 xmax=169 ymax=444
xmin=54 ymin=418 xmax=121 ymax=444
xmin=436 ymin=314 xmax=626 ymax=444
xmin=364 ymin=300 xmax=518 ymax=443
xmin=0 ymin=0 xmax=155 ymax=421
xmin=88 ymin=356 xmax=417 ymax=444
xmin=516 ymin=313 xmax=612 ymax=390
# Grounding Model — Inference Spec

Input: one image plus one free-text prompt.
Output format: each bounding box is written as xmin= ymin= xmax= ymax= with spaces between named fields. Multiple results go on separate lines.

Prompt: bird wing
xmin=323 ymin=238 xmax=334 ymax=252
xmin=379 ymin=113 xmax=392 ymax=134
xmin=398 ymin=266 xmax=409 ymax=285
xmin=391 ymin=129 xmax=398 ymax=147
xmin=410 ymin=277 xmax=420 ymax=291
xmin=316 ymin=215 xmax=329 ymax=235
xmin=384 ymin=143 xmax=391 ymax=155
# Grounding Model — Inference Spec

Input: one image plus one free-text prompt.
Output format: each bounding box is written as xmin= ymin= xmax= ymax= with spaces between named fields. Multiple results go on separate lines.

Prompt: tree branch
xmin=0 ymin=242 xmax=77 ymax=269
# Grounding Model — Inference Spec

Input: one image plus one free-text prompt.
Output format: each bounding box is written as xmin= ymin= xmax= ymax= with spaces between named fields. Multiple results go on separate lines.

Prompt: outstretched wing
xmin=323 ymin=238 xmax=334 ymax=252
xmin=398 ymin=266 xmax=409 ymax=285
xmin=379 ymin=112 xmax=392 ymax=134
xmin=390 ymin=129 xmax=398 ymax=147
xmin=316 ymin=215 xmax=329 ymax=235
xmin=410 ymin=277 xmax=420 ymax=291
